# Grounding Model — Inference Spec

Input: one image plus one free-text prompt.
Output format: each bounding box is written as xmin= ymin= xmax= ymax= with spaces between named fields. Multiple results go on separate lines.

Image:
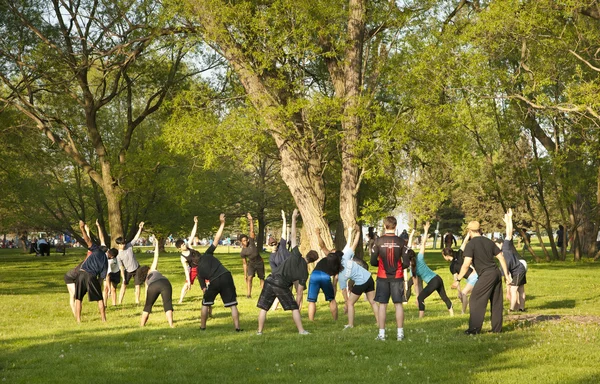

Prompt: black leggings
xmin=417 ymin=275 xmax=452 ymax=311
xmin=144 ymin=279 xmax=173 ymax=313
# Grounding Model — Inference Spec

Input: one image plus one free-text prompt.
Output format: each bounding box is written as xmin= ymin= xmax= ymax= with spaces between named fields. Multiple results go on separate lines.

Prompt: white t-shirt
xmin=107 ymin=257 xmax=120 ymax=274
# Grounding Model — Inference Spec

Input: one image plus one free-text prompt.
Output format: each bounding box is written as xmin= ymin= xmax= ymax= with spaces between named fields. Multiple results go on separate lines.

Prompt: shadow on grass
xmin=536 ymin=299 xmax=576 ymax=310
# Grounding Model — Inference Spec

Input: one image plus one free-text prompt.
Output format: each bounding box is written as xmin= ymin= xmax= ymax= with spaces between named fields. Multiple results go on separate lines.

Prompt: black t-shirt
xmin=183 ymin=248 xmax=202 ymax=268
xmin=196 ymin=244 xmax=230 ymax=289
xmin=370 ymin=234 xmax=407 ymax=280
xmin=502 ymin=240 xmax=525 ymax=275
xmin=240 ymin=238 xmax=263 ymax=265
xmin=450 ymin=249 xmax=472 ymax=278
xmin=270 ymin=246 xmax=308 ymax=289
xmin=463 ymin=236 xmax=501 ymax=275
xmin=314 ymin=256 xmax=339 ymax=276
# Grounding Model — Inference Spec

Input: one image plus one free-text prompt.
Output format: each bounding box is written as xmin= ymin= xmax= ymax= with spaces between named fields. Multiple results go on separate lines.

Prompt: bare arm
xmin=212 ymin=214 xmax=226 ymax=247
xmin=181 ymin=256 xmax=191 ymax=285
xmin=247 ymin=213 xmax=255 ymax=239
xmin=315 ymin=228 xmax=331 ymax=256
xmin=188 ymin=216 xmax=198 ymax=244
xmin=407 ymin=229 xmax=415 ymax=249
xmin=79 ymin=221 xmax=93 ymax=248
xmin=350 ymin=226 xmax=361 ymax=251
xmin=131 ymin=221 xmax=145 ymax=244
xmin=295 ymin=284 xmax=304 ymax=307
xmin=456 ymin=257 xmax=473 ymax=281
xmin=504 ymin=209 xmax=513 ymax=241
xmin=420 ymin=222 xmax=431 ymax=256
xmin=496 ymin=253 xmax=512 ymax=284
xmin=280 ymin=210 xmax=287 ymax=240
xmin=150 ymin=240 xmax=159 ymax=272
xmin=291 ymin=209 xmax=298 ymax=248
xmin=460 ymin=232 xmax=471 ymax=251
xmin=96 ymin=219 xmax=106 ymax=246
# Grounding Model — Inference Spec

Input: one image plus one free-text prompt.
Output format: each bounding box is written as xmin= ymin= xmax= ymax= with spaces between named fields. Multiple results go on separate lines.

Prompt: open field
xmin=1 ymin=246 xmax=599 ymax=383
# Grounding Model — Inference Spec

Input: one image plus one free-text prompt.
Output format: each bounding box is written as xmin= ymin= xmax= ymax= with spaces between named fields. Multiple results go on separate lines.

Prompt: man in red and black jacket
xmin=370 ymin=216 xmax=409 ymax=341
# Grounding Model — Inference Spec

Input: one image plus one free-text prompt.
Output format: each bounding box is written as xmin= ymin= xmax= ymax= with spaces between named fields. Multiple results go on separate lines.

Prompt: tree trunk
xmin=334 ymin=220 xmax=346 ymax=250
xmin=518 ymin=228 xmax=541 ymax=262
xmin=256 ymin=208 xmax=266 ymax=253
xmin=533 ymin=222 xmax=551 ymax=261
xmin=158 ymin=235 xmax=166 ymax=253
xmin=102 ymin=182 xmax=124 ymax=248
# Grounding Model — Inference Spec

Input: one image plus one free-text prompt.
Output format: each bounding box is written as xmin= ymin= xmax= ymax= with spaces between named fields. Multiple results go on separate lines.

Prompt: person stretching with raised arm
xmin=240 ymin=213 xmax=265 ymax=299
xmin=116 ymin=221 xmax=145 ymax=305
xmin=177 ymin=216 xmax=199 ymax=304
xmin=139 ymin=240 xmax=174 ymax=327
xmin=407 ymin=222 xmax=454 ymax=318
xmin=338 ymin=226 xmax=378 ymax=329
xmin=98 ymin=220 xmax=120 ymax=307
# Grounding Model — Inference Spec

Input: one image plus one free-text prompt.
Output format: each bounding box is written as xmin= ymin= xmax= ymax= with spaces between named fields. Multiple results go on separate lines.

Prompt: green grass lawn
xmin=1 ymin=246 xmax=599 ymax=383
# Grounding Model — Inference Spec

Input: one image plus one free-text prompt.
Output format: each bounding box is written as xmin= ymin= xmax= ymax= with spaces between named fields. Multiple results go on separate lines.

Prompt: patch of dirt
xmin=506 ymin=314 xmax=600 ymax=325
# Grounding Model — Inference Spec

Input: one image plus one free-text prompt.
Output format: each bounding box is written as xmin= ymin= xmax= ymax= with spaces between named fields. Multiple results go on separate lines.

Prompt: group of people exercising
xmin=65 ymin=207 xmax=527 ymax=338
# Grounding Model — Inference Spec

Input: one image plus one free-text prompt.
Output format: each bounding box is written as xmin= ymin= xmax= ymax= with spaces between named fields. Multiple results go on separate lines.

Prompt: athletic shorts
xmin=350 ymin=275 xmax=375 ymax=296
xmin=510 ymin=271 xmax=527 ymax=286
xmin=144 ymin=278 xmax=173 ymax=313
xmin=307 ymin=270 xmax=335 ymax=302
xmin=186 ymin=267 xmax=198 ymax=285
xmin=108 ymin=272 xmax=121 ymax=286
xmin=124 ymin=268 xmax=143 ymax=286
xmin=374 ymin=279 xmax=405 ymax=304
xmin=64 ymin=268 xmax=79 ymax=284
xmin=257 ymin=281 xmax=298 ymax=311
xmin=202 ymin=273 xmax=238 ymax=307
xmin=74 ymin=271 xmax=103 ymax=302
xmin=247 ymin=262 xmax=265 ymax=279
xmin=466 ymin=272 xmax=478 ymax=286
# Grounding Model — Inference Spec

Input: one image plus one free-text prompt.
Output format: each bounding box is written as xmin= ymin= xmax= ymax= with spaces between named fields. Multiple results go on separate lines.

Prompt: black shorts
xmin=108 ymin=272 xmax=121 ymax=286
xmin=350 ymin=276 xmax=375 ymax=296
xmin=64 ymin=268 xmax=79 ymax=284
xmin=247 ymin=261 xmax=265 ymax=279
xmin=374 ymin=279 xmax=405 ymax=304
xmin=124 ymin=268 xmax=143 ymax=286
xmin=74 ymin=271 xmax=103 ymax=302
xmin=510 ymin=272 xmax=527 ymax=286
xmin=144 ymin=279 xmax=173 ymax=313
xmin=202 ymin=273 xmax=238 ymax=307
xmin=257 ymin=280 xmax=298 ymax=311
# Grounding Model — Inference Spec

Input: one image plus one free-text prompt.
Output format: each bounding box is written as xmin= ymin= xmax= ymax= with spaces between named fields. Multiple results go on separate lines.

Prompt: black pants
xmin=38 ymin=243 xmax=50 ymax=256
xmin=417 ymin=275 xmax=452 ymax=311
xmin=468 ymin=269 xmax=503 ymax=333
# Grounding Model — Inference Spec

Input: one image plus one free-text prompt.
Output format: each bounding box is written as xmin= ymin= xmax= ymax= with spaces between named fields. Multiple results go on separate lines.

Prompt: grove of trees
xmin=1 ymin=0 xmax=599 ymax=260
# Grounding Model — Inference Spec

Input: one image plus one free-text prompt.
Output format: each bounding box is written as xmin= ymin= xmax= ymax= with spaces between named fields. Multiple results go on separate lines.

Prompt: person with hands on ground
xmin=338 ymin=226 xmax=379 ymax=329
xmin=407 ymin=222 xmax=454 ymax=318
xmin=257 ymin=209 xmax=315 ymax=335
xmin=240 ymin=212 xmax=265 ymax=299
xmin=455 ymin=217 xmax=511 ymax=334
xmin=139 ymin=239 xmax=174 ymax=327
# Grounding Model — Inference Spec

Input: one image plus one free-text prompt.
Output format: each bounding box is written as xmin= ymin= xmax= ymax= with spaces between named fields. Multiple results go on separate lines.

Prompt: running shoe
xmin=299 ymin=330 xmax=310 ymax=335
xmin=375 ymin=334 xmax=386 ymax=341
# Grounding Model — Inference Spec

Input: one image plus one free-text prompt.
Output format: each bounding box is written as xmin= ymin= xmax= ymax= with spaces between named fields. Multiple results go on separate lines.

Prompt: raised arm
xmin=280 ymin=210 xmax=287 ymax=240
xmin=212 ymin=214 xmax=226 ymax=247
xmin=247 ymin=213 xmax=255 ymax=239
xmin=79 ymin=220 xmax=93 ymax=248
xmin=150 ymin=239 xmax=160 ymax=272
xmin=96 ymin=219 xmax=106 ymax=246
xmin=291 ymin=209 xmax=298 ymax=248
xmin=315 ymin=227 xmax=332 ymax=256
xmin=420 ymin=222 xmax=431 ymax=255
xmin=503 ymin=208 xmax=513 ymax=241
xmin=407 ymin=229 xmax=415 ymax=249
xmin=460 ymin=232 xmax=471 ymax=251
xmin=188 ymin=216 xmax=198 ymax=245
xmin=131 ymin=221 xmax=145 ymax=244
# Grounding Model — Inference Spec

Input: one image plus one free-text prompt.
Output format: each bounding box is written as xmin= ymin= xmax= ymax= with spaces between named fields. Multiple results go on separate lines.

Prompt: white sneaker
xmin=375 ymin=334 xmax=385 ymax=341
xmin=343 ymin=324 xmax=354 ymax=330
xmin=299 ymin=330 xmax=310 ymax=335
xmin=256 ymin=331 xmax=263 ymax=335
xmin=397 ymin=333 xmax=404 ymax=341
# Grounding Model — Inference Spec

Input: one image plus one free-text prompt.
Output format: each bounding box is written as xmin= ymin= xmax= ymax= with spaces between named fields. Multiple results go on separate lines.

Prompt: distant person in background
xmin=240 ymin=212 xmax=265 ymax=299
xmin=29 ymin=238 xmax=39 ymax=256
xmin=400 ymin=229 xmax=409 ymax=241
xmin=38 ymin=237 xmax=50 ymax=256
xmin=596 ymin=229 xmax=600 ymax=254
xmin=116 ymin=221 xmax=145 ymax=305
xmin=366 ymin=226 xmax=378 ymax=253
xmin=139 ymin=240 xmax=174 ymax=327
xmin=556 ymin=225 xmax=565 ymax=254
xmin=444 ymin=232 xmax=457 ymax=249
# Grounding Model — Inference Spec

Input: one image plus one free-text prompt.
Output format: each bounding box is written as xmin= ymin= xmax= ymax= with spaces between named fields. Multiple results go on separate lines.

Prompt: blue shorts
xmin=307 ymin=270 xmax=335 ymax=302
xmin=467 ymin=272 xmax=478 ymax=286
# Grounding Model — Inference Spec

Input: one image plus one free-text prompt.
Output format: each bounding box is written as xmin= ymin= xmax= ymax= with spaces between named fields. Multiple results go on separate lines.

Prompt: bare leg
xmin=230 ymin=305 xmax=240 ymax=329
xmin=461 ymin=284 xmax=474 ymax=314
xmin=258 ymin=309 xmax=267 ymax=332
xmin=179 ymin=283 xmax=189 ymax=304
xmin=141 ymin=311 xmax=150 ymax=326
xmin=509 ymin=285 xmax=519 ymax=310
xmin=246 ymin=276 xmax=252 ymax=298
xmin=118 ymin=284 xmax=127 ymax=304
xmin=291 ymin=309 xmax=306 ymax=333
xmin=260 ymin=279 xmax=264 ymax=290
xmin=201 ymin=305 xmax=210 ymax=329
xmin=135 ymin=284 xmax=141 ymax=304
xmin=378 ymin=303 xmax=387 ymax=330
xmin=518 ymin=285 xmax=526 ymax=310
xmin=347 ymin=293 xmax=361 ymax=327
xmin=366 ymin=291 xmax=379 ymax=324
xmin=308 ymin=302 xmax=316 ymax=320
xmin=394 ymin=303 xmax=404 ymax=328
xmin=97 ymin=300 xmax=106 ymax=322
xmin=67 ymin=283 xmax=76 ymax=316
xmin=110 ymin=282 xmax=117 ymax=306
xmin=271 ymin=297 xmax=280 ymax=311
xmin=75 ymin=299 xmax=82 ymax=323
xmin=329 ymin=300 xmax=338 ymax=320
xmin=165 ymin=310 xmax=174 ymax=327
xmin=103 ymin=281 xmax=109 ymax=307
